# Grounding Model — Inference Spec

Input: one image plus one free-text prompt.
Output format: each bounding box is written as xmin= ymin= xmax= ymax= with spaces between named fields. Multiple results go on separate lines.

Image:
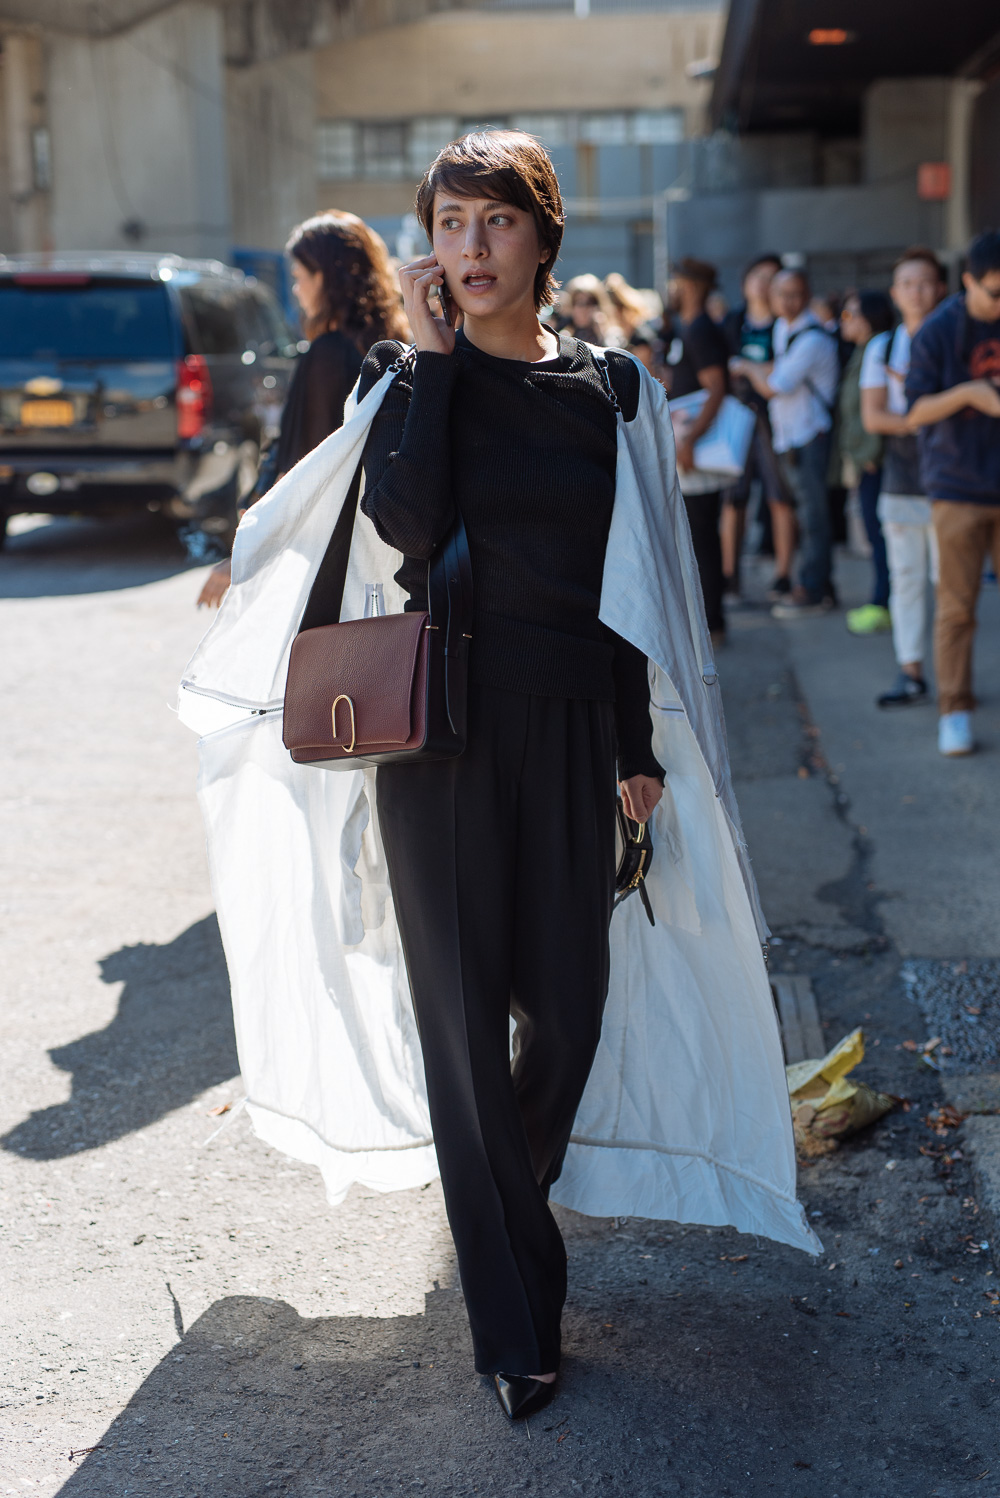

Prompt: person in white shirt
xmin=860 ymin=247 xmax=946 ymax=707
xmin=730 ymin=269 xmax=841 ymax=615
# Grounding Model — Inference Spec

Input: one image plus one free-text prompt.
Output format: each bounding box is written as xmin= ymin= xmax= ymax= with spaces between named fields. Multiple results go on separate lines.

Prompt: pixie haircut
xmin=415 ymin=130 xmax=565 ymax=310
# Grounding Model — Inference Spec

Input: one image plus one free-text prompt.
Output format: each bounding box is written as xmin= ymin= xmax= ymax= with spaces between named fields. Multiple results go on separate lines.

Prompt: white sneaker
xmin=938 ymin=711 xmax=974 ymax=757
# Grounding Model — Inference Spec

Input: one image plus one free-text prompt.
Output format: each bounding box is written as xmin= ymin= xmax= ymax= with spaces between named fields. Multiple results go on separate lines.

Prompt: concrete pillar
xmin=862 ymin=78 xmax=950 ymax=186
xmin=47 ymin=3 xmax=231 ymax=260
xmin=2 ymin=32 xmax=50 ymax=253
xmin=945 ymin=78 xmax=984 ymax=255
xmin=226 ymin=50 xmax=315 ymax=251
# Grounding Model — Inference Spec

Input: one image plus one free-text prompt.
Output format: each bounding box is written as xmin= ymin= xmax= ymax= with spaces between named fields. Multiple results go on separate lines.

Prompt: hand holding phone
xmin=398 ymin=255 xmax=456 ymax=355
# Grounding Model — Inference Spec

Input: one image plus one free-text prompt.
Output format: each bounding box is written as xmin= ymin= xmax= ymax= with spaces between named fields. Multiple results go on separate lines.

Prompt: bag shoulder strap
xmin=587 ymin=341 xmax=632 ymax=418
xmin=298 ymin=339 xmax=473 ymax=725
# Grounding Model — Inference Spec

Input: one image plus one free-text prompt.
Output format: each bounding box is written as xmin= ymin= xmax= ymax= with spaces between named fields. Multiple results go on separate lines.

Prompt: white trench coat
xmin=178 ymin=350 xmax=822 ymax=1257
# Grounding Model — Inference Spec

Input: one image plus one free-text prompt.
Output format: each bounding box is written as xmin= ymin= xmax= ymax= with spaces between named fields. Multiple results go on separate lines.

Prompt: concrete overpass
xmin=0 ymin=0 xmax=466 ymax=55
xmin=0 ymin=0 xmax=482 ymax=258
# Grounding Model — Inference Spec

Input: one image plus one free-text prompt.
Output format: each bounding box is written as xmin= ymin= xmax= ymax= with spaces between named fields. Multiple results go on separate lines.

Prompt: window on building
xmin=578 ymin=113 xmax=630 ymax=145
xmin=632 ymin=109 xmax=684 ymax=144
xmin=317 ymin=121 xmax=359 ymax=180
xmin=511 ymin=114 xmax=572 ymax=146
xmin=316 ymin=110 xmax=687 ymax=182
xmin=408 ymin=117 xmax=461 ymax=175
xmin=361 ymin=122 xmax=408 ymax=180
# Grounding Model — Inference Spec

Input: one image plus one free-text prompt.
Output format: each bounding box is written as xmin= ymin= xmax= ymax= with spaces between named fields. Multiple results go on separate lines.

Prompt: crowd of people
xmin=197 ymin=205 xmax=1000 ymax=761
xmin=543 ymin=236 xmax=1000 ymax=760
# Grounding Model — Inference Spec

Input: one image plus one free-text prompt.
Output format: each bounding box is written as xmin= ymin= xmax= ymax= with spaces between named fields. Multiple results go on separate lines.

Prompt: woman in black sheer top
xmin=197 ymin=211 xmax=407 ymax=607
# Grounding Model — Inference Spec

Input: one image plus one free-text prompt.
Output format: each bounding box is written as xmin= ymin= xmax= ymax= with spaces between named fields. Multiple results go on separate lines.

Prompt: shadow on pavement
xmin=57 ymin=1292 xmax=486 ymax=1498
xmin=52 ymin=1264 xmax=973 ymax=1498
xmin=1 ymin=915 xmax=238 ymax=1160
xmin=0 ymin=513 xmax=193 ymax=598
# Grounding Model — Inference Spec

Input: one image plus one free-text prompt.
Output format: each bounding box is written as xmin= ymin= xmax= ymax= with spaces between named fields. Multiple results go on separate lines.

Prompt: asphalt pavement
xmin=2 ymin=514 xmax=999 ymax=1497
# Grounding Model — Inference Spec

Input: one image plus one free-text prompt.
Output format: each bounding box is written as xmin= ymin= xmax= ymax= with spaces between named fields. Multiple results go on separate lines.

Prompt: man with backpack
xmin=721 ymin=253 xmax=797 ymax=603
xmin=730 ymin=268 xmax=840 ymax=616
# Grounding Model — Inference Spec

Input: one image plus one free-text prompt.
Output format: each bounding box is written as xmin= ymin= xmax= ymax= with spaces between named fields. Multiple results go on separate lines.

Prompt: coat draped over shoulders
xmin=178 ymin=349 xmax=821 ymax=1257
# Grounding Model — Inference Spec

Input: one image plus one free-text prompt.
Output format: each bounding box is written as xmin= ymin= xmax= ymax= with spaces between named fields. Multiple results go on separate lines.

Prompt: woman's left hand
xmin=620 ymin=775 xmax=663 ymax=825
xmin=197 ymin=559 xmax=231 ymax=608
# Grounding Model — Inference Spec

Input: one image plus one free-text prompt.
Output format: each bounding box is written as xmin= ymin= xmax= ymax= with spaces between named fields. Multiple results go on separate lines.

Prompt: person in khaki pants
xmin=906 ymin=230 xmax=1000 ymax=756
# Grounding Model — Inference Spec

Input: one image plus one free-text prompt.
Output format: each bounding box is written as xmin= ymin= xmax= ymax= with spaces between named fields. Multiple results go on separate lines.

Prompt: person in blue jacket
xmin=906 ymin=229 xmax=1000 ymax=757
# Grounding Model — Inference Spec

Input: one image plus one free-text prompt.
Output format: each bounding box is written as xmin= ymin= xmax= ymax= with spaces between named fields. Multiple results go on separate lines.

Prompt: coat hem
xmin=246 ymin=1101 xmax=439 ymax=1207
xmin=551 ymin=1138 xmax=823 ymax=1255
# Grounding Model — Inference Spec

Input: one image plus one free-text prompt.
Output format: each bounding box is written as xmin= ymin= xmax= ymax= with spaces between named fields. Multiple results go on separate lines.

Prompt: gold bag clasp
xmin=332 ymin=694 xmax=356 ymax=754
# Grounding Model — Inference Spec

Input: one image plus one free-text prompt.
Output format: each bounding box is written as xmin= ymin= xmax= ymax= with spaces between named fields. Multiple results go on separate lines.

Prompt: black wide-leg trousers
xmin=376 ymin=684 xmax=617 ymax=1375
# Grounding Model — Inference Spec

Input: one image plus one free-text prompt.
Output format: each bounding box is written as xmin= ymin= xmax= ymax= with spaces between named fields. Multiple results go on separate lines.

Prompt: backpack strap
xmin=783 ymin=323 xmax=836 ymax=418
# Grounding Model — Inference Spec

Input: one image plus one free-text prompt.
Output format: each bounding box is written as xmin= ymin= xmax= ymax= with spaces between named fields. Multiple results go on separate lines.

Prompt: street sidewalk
xmin=730 ymin=549 xmax=1000 ymax=1248
xmin=2 ymin=518 xmax=999 ymax=1497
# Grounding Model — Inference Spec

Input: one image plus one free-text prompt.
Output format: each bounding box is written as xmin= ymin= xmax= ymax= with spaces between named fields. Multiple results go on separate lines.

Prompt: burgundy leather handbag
xmin=282 ymin=506 xmax=472 ymax=769
xmin=282 ymin=347 xmax=473 ymax=770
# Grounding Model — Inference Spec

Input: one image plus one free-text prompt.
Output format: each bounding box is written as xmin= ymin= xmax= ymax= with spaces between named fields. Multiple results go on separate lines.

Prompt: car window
xmin=180 ymin=284 xmax=243 ymax=356
xmin=0 ymin=281 xmax=174 ymax=361
xmin=250 ymin=287 xmax=299 ymax=357
xmin=236 ymin=291 xmax=270 ymax=351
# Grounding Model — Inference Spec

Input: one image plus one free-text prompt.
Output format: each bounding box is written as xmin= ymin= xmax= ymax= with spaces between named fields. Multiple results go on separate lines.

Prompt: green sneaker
xmin=846 ymin=604 xmax=891 ymax=635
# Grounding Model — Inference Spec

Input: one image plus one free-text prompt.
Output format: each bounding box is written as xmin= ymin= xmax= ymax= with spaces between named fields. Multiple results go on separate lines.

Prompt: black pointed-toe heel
xmin=493 ymin=1373 xmax=557 ymax=1421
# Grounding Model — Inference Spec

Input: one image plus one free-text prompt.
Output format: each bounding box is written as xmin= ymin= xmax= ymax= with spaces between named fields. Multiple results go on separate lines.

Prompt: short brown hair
xmin=414 ymin=130 xmax=564 ymax=310
xmin=286 ymin=210 xmax=408 ymax=351
xmin=893 ymin=244 xmax=946 ymax=282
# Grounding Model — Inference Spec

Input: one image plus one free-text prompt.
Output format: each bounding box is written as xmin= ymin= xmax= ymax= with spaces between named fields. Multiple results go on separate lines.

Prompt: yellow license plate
xmin=20 ymin=399 xmax=75 ymax=427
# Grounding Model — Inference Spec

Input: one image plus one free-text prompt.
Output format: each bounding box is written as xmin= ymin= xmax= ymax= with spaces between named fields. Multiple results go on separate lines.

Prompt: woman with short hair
xmin=180 ymin=130 xmax=818 ymax=1431
xmin=357 ymin=131 xmax=663 ymax=1417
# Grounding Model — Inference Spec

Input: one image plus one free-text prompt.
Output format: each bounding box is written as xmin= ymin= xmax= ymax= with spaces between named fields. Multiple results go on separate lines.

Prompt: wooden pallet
xmin=771 ymin=973 xmax=825 ymax=1064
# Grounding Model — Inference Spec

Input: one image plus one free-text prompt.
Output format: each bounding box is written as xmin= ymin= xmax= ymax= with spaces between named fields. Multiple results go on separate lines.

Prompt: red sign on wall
xmin=918 ymin=163 xmax=952 ymax=201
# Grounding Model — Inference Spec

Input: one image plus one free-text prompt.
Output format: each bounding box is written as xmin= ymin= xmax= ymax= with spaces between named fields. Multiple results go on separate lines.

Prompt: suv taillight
xmin=176 ymin=354 xmax=212 ymax=440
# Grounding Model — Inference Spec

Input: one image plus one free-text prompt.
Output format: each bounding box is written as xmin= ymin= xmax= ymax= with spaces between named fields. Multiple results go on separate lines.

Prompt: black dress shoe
xmin=493 ymin=1373 xmax=557 ymax=1421
xmin=877 ymin=672 xmax=928 ymax=708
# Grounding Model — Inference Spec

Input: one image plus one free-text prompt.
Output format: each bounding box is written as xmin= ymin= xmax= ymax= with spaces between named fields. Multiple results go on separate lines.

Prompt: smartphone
xmin=437 ymin=279 xmax=453 ymax=327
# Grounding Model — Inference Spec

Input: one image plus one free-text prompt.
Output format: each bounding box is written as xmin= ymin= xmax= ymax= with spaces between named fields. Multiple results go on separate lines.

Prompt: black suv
xmin=0 ymin=252 xmax=300 ymax=556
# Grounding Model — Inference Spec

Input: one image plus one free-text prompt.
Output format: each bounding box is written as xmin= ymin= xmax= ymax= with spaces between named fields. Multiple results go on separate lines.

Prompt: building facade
xmin=310 ymin=3 xmax=722 ymax=285
xmin=673 ymin=0 xmax=1000 ymax=298
xmin=0 ymin=0 xmax=721 ymax=295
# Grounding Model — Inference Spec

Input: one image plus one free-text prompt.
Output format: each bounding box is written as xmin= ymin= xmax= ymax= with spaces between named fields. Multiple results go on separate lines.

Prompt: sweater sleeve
xmin=610 ymin=632 xmax=664 ymax=783
xmin=359 ymin=345 xmax=458 ymax=559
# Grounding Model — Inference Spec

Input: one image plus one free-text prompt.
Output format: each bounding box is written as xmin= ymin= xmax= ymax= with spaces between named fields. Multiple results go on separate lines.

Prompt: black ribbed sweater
xmin=357 ymin=330 xmax=662 ymax=782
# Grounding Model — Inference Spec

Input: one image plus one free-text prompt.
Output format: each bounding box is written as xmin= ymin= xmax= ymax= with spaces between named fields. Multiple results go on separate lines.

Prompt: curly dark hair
xmin=414 ymin=130 xmax=564 ymax=311
xmin=286 ymin=211 xmax=408 ymax=352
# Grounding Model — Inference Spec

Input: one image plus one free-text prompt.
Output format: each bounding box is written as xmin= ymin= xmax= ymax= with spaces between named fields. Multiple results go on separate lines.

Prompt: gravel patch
xmin=902 ymin=960 xmax=1000 ymax=1069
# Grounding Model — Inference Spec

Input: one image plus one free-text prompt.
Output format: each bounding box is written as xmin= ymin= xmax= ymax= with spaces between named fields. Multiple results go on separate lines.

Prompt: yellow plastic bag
xmin=787 ymin=1028 xmax=896 ymax=1156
